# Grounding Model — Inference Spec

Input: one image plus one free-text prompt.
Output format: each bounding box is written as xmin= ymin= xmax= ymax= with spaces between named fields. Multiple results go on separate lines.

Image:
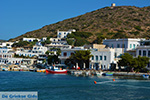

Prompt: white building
xmin=0 ymin=57 xmax=36 ymax=65
xmin=22 ymin=38 xmax=40 ymax=42
xmin=15 ymin=46 xmax=47 ymax=57
xmin=0 ymin=42 xmax=14 ymax=48
xmin=136 ymin=41 xmax=150 ymax=70
xmin=59 ymin=47 xmax=117 ymax=70
xmin=90 ymin=48 xmax=115 ymax=70
xmin=57 ymin=29 xmax=76 ymax=38
xmin=50 ymin=38 xmax=67 ymax=45
xmin=37 ymin=54 xmax=47 ymax=64
xmin=58 ymin=47 xmax=85 ymax=65
xmin=41 ymin=37 xmax=47 ymax=42
xmin=103 ymin=38 xmax=145 ymax=52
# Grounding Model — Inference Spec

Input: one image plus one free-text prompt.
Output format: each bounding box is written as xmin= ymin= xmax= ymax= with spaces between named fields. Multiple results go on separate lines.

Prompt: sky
xmin=0 ymin=0 xmax=150 ymax=40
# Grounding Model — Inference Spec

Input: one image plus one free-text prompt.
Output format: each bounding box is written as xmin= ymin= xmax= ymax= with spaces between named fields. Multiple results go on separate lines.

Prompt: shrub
xmin=129 ymin=31 xmax=140 ymax=35
xmin=113 ymin=33 xmax=127 ymax=38
xmin=134 ymin=26 xmax=144 ymax=31
xmin=12 ymin=41 xmax=30 ymax=47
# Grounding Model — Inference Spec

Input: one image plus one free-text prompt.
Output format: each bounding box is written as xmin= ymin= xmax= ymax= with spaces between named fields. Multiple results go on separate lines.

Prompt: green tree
xmin=47 ymin=55 xmax=60 ymax=65
xmin=65 ymin=50 xmax=93 ymax=69
xmin=118 ymin=53 xmax=149 ymax=72
xmin=118 ymin=53 xmax=134 ymax=71
xmin=12 ymin=41 xmax=30 ymax=47
xmin=134 ymin=56 xmax=149 ymax=72
xmin=41 ymin=40 xmax=51 ymax=46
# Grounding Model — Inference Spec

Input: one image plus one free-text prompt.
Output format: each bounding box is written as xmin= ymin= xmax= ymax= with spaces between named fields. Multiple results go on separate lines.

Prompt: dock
xmin=68 ymin=70 xmax=149 ymax=77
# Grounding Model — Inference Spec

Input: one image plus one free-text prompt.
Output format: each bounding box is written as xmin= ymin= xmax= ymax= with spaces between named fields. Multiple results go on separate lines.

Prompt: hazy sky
xmin=0 ymin=0 xmax=150 ymax=40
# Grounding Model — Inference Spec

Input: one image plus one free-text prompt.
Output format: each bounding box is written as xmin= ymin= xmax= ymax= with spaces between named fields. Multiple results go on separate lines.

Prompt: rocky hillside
xmin=10 ymin=6 xmax=150 ymax=43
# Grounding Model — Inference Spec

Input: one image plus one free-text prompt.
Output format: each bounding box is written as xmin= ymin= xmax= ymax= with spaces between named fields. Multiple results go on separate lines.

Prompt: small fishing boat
xmin=102 ymin=72 xmax=113 ymax=76
xmin=143 ymin=74 xmax=149 ymax=79
xmin=96 ymin=72 xmax=103 ymax=76
xmin=46 ymin=66 xmax=67 ymax=74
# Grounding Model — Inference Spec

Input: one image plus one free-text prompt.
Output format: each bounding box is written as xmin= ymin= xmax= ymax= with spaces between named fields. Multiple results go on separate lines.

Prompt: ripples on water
xmin=0 ymin=71 xmax=150 ymax=100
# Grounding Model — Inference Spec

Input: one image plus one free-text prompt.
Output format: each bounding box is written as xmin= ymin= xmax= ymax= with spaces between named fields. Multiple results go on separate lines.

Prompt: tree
xmin=118 ymin=53 xmax=149 ymax=72
xmin=47 ymin=55 xmax=60 ymax=65
xmin=134 ymin=56 xmax=149 ymax=72
xmin=118 ymin=53 xmax=134 ymax=71
xmin=41 ymin=40 xmax=51 ymax=46
xmin=65 ymin=50 xmax=93 ymax=69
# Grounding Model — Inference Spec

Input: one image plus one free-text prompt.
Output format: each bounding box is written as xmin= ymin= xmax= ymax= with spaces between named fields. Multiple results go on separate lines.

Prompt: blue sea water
xmin=0 ymin=71 xmax=150 ymax=100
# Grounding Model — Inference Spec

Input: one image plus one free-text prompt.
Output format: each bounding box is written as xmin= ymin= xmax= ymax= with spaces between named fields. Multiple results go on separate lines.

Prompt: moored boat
xmin=143 ymin=74 xmax=149 ymax=79
xmin=96 ymin=72 xmax=103 ymax=76
xmin=102 ymin=72 xmax=113 ymax=76
xmin=46 ymin=66 xmax=67 ymax=74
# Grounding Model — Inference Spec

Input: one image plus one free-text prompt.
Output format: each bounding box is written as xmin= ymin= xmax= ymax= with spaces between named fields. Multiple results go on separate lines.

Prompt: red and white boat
xmin=46 ymin=66 xmax=67 ymax=74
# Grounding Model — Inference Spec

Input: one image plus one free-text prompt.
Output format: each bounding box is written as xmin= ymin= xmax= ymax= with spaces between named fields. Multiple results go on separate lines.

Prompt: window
xmin=148 ymin=51 xmax=150 ymax=57
xmin=117 ymin=44 xmax=120 ymax=48
xmin=59 ymin=33 xmax=61 ymax=35
xmin=92 ymin=56 xmax=94 ymax=60
xmin=63 ymin=52 xmax=67 ymax=56
xmin=133 ymin=44 xmax=135 ymax=49
xmin=111 ymin=44 xmax=114 ymax=48
xmin=139 ymin=50 xmax=141 ymax=55
xmin=115 ymin=53 xmax=117 ymax=58
xmin=143 ymin=50 xmax=146 ymax=56
xmin=96 ymin=56 xmax=98 ymax=61
xmin=104 ymin=56 xmax=107 ymax=60
xmin=130 ymin=44 xmax=132 ymax=48
xmin=100 ymin=56 xmax=102 ymax=60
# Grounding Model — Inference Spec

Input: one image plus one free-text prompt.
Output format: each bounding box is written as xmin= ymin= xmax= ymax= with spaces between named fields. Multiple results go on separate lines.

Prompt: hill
xmin=10 ymin=6 xmax=150 ymax=44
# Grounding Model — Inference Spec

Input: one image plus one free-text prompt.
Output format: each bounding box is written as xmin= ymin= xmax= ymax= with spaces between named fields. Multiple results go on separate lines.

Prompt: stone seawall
xmin=68 ymin=70 xmax=149 ymax=77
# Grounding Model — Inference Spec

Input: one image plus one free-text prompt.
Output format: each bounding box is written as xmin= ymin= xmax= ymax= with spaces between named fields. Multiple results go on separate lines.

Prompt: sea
xmin=0 ymin=71 xmax=150 ymax=100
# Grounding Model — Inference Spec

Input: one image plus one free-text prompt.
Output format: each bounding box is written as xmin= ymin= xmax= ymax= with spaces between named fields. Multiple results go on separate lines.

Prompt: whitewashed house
xmin=136 ymin=40 xmax=150 ymax=70
xmin=0 ymin=48 xmax=14 ymax=64
xmin=15 ymin=46 xmax=47 ymax=57
xmin=22 ymin=38 xmax=40 ymax=42
xmin=90 ymin=48 xmax=115 ymax=70
xmin=57 ymin=29 xmax=76 ymax=38
xmin=103 ymin=38 xmax=145 ymax=52
xmin=0 ymin=42 xmax=14 ymax=48
xmin=58 ymin=47 xmax=85 ymax=65
xmin=58 ymin=46 xmax=117 ymax=70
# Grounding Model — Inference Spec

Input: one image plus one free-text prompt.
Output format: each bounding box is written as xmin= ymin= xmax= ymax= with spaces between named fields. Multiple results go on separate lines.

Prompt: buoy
xmin=94 ymin=81 xmax=97 ymax=84
xmin=113 ymin=79 xmax=115 ymax=81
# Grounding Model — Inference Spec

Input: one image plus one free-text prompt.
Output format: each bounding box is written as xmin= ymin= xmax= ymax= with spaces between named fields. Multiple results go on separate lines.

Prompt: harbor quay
xmin=67 ymin=69 xmax=150 ymax=78
xmin=0 ymin=63 xmax=149 ymax=78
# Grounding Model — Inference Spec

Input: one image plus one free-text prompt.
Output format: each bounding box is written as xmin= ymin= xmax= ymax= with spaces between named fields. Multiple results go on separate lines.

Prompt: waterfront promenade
xmin=0 ymin=64 xmax=149 ymax=78
xmin=68 ymin=69 xmax=149 ymax=77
